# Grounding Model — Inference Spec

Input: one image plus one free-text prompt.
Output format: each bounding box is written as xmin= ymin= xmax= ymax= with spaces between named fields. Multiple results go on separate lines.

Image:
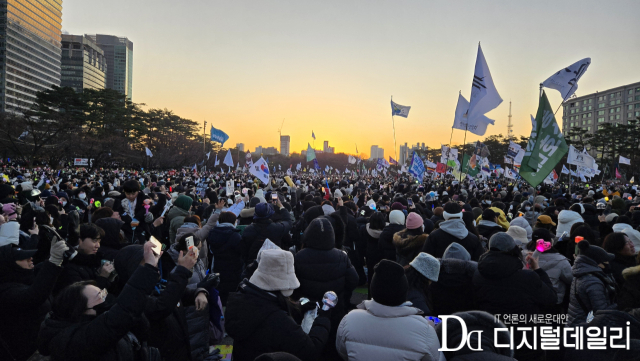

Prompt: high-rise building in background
xmin=562 ymin=81 xmax=640 ymax=141
xmin=263 ymin=147 xmax=278 ymax=155
xmin=255 ymin=146 xmax=263 ymax=155
xmin=87 ymin=34 xmax=133 ymax=100
xmin=369 ymin=145 xmax=384 ymax=160
xmin=61 ymin=35 xmax=107 ymax=93
xmin=399 ymin=143 xmax=409 ymax=164
xmin=280 ymin=135 xmax=290 ymax=156
xmin=236 ymin=143 xmax=245 ymax=152
xmin=0 ymin=0 xmax=63 ymax=112
xmin=323 ymin=140 xmax=334 ymax=154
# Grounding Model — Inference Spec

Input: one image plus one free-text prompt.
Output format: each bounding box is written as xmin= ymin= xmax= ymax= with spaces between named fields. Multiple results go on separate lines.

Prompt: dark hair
xmin=462 ymin=211 xmax=480 ymax=239
xmin=369 ymin=212 xmax=386 ymax=230
xmin=34 ymin=209 xmax=51 ymax=226
xmin=80 ymin=224 xmax=105 ymax=241
xmin=482 ymin=208 xmax=497 ymax=222
xmin=184 ymin=215 xmax=201 ymax=227
xmin=122 ymin=180 xmax=141 ymax=194
xmin=218 ymin=211 xmax=237 ymax=225
xmin=602 ymin=232 xmax=628 ymax=254
xmin=527 ymin=228 xmax=556 ymax=252
xmin=92 ymin=207 xmax=114 ymax=222
xmin=52 ymin=281 xmax=97 ymax=322
xmin=176 ymin=233 xmax=201 ymax=252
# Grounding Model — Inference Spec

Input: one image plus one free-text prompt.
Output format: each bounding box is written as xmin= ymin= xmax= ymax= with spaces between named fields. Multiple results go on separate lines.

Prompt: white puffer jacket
xmin=555 ymin=210 xmax=584 ymax=238
xmin=336 ymin=300 xmax=442 ymax=361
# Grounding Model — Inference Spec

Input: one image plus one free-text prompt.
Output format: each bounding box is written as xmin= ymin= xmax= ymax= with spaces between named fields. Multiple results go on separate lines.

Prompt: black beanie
xmin=577 ymin=240 xmax=615 ymax=265
xmin=303 ymin=217 xmax=335 ymax=250
xmin=370 ymin=260 xmax=408 ymax=307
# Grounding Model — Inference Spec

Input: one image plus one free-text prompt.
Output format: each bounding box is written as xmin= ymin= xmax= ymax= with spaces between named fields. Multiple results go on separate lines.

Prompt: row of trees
xmin=0 ymin=86 xmax=220 ymax=169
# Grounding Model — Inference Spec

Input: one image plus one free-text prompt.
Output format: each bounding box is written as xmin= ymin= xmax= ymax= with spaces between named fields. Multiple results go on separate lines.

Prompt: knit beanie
xmin=489 ymin=232 xmax=516 ymax=252
xmin=409 ymin=252 xmax=440 ymax=282
xmin=577 ymin=240 xmax=615 ymax=265
xmin=443 ymin=202 xmax=463 ymax=220
xmin=2 ymin=203 xmax=17 ymax=221
xmin=406 ymin=213 xmax=423 ymax=230
xmin=389 ymin=210 xmax=405 ymax=226
xmin=249 ymin=197 xmax=261 ymax=208
xmin=302 ymin=217 xmax=335 ymax=249
xmin=254 ymin=203 xmax=275 ymax=220
xmin=174 ymin=195 xmax=193 ymax=212
xmin=370 ymin=260 xmax=408 ymax=307
xmin=443 ymin=242 xmax=471 ymax=261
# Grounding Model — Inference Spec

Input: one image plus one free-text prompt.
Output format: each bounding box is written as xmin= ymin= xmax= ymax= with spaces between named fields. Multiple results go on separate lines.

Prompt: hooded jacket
xmin=208 ymin=222 xmax=243 ymax=305
xmin=618 ymin=265 xmax=640 ymax=310
xmin=428 ymin=245 xmax=478 ymax=316
xmin=612 ymin=222 xmax=640 ymax=251
xmin=0 ymin=246 xmax=63 ymax=361
xmin=37 ymin=264 xmax=159 ymax=361
xmin=225 ymin=280 xmax=331 ymax=361
xmin=422 ymin=219 xmax=484 ymax=261
xmin=567 ymin=255 xmax=618 ymax=326
xmin=476 ymin=220 xmax=505 ymax=241
xmin=53 ymin=251 xmax=111 ymax=296
xmin=336 ymin=300 xmax=441 ymax=361
xmin=535 ymin=251 xmax=573 ymax=304
xmin=359 ymin=223 xmax=384 ymax=284
xmin=555 ymin=210 xmax=584 ymax=238
xmin=378 ymin=223 xmax=406 ymax=262
xmin=167 ymin=205 xmax=190 ymax=244
xmin=95 ymin=218 xmax=126 ymax=261
xmin=241 ymin=206 xmax=292 ymax=264
xmin=393 ymin=229 xmax=428 ymax=266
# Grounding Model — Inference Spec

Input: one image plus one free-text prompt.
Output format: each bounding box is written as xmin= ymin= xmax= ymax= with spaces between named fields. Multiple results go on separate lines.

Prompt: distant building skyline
xmin=236 ymin=143 xmax=245 ymax=152
xmin=280 ymin=135 xmax=290 ymax=156
xmin=87 ymin=34 xmax=133 ymax=100
xmin=61 ymin=34 xmax=107 ymax=93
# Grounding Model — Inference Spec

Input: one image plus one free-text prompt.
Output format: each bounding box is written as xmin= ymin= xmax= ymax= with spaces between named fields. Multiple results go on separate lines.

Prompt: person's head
xmin=122 ymin=180 xmax=141 ymax=202
xmin=603 ymin=232 xmax=636 ymax=257
xmin=577 ymin=240 xmax=615 ymax=267
xmin=570 ymin=223 xmax=596 ymax=245
xmin=92 ymin=207 xmax=114 ymax=223
xmin=409 ymin=252 xmax=440 ymax=284
xmin=527 ymin=228 xmax=555 ymax=252
xmin=370 ymin=260 xmax=408 ymax=306
xmin=183 ymin=215 xmax=201 ymax=228
xmin=78 ymin=224 xmax=105 ymax=255
xmin=481 ymin=208 xmax=497 ymax=223
xmin=174 ymin=195 xmax=193 ymax=212
xmin=406 ymin=212 xmax=424 ymax=230
xmin=249 ymin=249 xmax=300 ymax=297
xmin=218 ymin=211 xmax=237 ymax=225
xmin=443 ymin=202 xmax=463 ymax=220
xmin=176 ymin=233 xmax=202 ymax=252
xmin=368 ymin=212 xmax=386 ymax=230
xmin=10 ymin=244 xmax=36 ymax=270
xmin=535 ymin=215 xmax=556 ymax=229
xmin=52 ymin=281 xmax=106 ymax=321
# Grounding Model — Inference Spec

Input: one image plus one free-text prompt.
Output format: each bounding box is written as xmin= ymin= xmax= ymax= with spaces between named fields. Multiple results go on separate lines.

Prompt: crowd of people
xmin=0 ymin=166 xmax=639 ymax=361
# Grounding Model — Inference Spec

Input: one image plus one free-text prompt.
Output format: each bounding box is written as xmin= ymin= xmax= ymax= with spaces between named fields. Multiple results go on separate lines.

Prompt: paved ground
xmin=214 ymin=286 xmax=369 ymax=358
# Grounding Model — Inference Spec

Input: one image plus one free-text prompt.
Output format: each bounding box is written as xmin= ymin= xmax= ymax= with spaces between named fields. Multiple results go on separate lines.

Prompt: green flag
xmin=519 ymin=91 xmax=568 ymax=187
xmin=306 ymin=143 xmax=316 ymax=162
xmin=461 ymin=154 xmax=480 ymax=176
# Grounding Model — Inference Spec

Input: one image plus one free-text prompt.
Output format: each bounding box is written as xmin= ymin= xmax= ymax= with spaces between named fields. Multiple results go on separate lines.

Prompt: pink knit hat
xmin=406 ymin=212 xmax=424 ymax=230
xmin=2 ymin=203 xmax=17 ymax=221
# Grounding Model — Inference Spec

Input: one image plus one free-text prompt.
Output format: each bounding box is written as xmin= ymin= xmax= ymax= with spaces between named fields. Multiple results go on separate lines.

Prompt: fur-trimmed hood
xmin=393 ymin=230 xmax=428 ymax=265
xmin=240 ymin=207 xmax=255 ymax=218
xmin=623 ymin=265 xmax=640 ymax=280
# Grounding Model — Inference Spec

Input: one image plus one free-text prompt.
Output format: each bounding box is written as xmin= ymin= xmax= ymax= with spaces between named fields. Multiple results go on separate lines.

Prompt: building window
xmin=616 ymin=115 xmax=621 ymax=120
xmin=570 ymin=122 xmax=574 ymax=127
xmin=598 ymin=110 xmax=605 ymax=115
xmin=616 ymin=107 xmax=621 ymax=112
xmin=587 ymin=126 xmax=591 ymax=131
xmin=636 ymin=95 xmax=640 ymax=101
xmin=629 ymin=90 xmax=634 ymax=95
xmin=610 ymin=101 xmax=616 ymax=106
xmin=582 ymin=106 xmax=587 ymax=111
xmin=636 ymin=103 xmax=640 ymax=108
xmin=610 ymin=94 xmax=615 ymax=99
xmin=610 ymin=109 xmax=615 ymax=114
xmin=571 ymin=109 xmax=575 ymax=114
xmin=629 ymin=105 xmax=634 ymax=110
xmin=598 ymin=96 xmax=604 ymax=101
xmin=598 ymin=103 xmax=605 ymax=108
xmin=629 ymin=113 xmax=634 ymax=119
xmin=598 ymin=117 xmax=605 ymax=123
xmin=629 ymin=97 xmax=633 ymax=102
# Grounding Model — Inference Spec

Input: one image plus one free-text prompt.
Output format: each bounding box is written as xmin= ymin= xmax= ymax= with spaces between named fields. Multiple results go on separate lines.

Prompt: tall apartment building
xmin=61 ymin=34 xmax=106 ymax=93
xmin=280 ymin=135 xmax=290 ymax=156
xmin=87 ymin=34 xmax=133 ymax=100
xmin=0 ymin=0 xmax=63 ymax=112
xmin=399 ymin=143 xmax=409 ymax=164
xmin=236 ymin=143 xmax=245 ymax=152
xmin=323 ymin=140 xmax=334 ymax=154
xmin=562 ymin=81 xmax=640 ymax=138
xmin=369 ymin=145 xmax=384 ymax=160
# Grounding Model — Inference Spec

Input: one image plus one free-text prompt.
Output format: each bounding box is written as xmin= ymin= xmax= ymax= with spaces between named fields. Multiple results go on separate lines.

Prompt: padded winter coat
xmin=393 ymin=229 xmax=428 ymax=266
xmin=336 ymin=300 xmax=441 ymax=361
xmin=567 ymin=255 xmax=618 ymax=326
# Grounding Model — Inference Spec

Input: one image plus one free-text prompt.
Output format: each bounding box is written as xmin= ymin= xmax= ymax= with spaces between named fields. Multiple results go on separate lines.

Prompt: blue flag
xmin=313 ymin=159 xmax=320 ymax=170
xmin=210 ymin=126 xmax=229 ymax=146
xmin=408 ymin=152 xmax=425 ymax=179
xmin=312 ymin=131 xmax=316 ymax=140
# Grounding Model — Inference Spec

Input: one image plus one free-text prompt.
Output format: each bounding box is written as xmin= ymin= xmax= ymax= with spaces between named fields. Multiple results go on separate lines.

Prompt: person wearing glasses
xmin=602 ymin=232 xmax=638 ymax=287
xmin=53 ymin=224 xmax=116 ymax=296
xmin=38 ymin=241 xmax=163 ymax=361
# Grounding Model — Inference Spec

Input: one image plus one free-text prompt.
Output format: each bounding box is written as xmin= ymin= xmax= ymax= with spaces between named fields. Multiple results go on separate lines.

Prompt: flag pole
xmin=459 ymin=125 xmax=468 ymax=183
xmin=391 ymin=96 xmax=399 ymax=177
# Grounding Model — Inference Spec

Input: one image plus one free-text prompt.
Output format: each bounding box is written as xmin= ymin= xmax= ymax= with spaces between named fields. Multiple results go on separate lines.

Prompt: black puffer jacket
xmin=393 ymin=229 xmax=428 ymax=266
xmin=567 ymin=255 xmax=618 ymax=326
xmin=0 ymin=247 xmax=62 ymax=361
xmin=241 ymin=207 xmax=292 ymax=264
xmin=53 ymin=252 xmax=111 ymax=296
xmin=618 ymin=265 xmax=640 ymax=310
xmin=38 ymin=264 xmax=160 ymax=361
xmin=95 ymin=218 xmax=126 ymax=261
xmin=378 ymin=223 xmax=405 ymax=262
xmin=476 ymin=221 xmax=504 ymax=242
xmin=422 ymin=220 xmax=484 ymax=261
xmin=225 ymin=280 xmax=331 ymax=361
xmin=208 ymin=224 xmax=243 ymax=305
xmin=428 ymin=259 xmax=478 ymax=316
xmin=115 ymin=245 xmax=194 ymax=361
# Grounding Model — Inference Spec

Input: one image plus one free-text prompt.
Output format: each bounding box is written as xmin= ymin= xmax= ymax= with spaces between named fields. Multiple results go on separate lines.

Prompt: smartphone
xmin=272 ymin=193 xmax=278 ymax=201
xmin=149 ymin=236 xmax=163 ymax=255
xmin=186 ymin=236 xmax=194 ymax=250
xmin=408 ymin=199 xmax=413 ymax=206
xmin=427 ymin=316 xmax=442 ymax=325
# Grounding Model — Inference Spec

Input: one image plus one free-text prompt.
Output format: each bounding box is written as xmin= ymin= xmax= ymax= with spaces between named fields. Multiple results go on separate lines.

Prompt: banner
xmin=408 ymin=152 xmax=426 ymax=179
xmin=462 ymin=154 xmax=480 ymax=177
xmin=210 ymin=126 xmax=230 ymax=146
xmin=435 ymin=162 xmax=447 ymax=174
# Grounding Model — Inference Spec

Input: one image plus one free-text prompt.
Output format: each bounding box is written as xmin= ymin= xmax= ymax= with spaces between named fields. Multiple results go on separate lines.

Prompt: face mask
xmin=109 ymin=186 xmax=114 ymax=191
xmin=50 ymin=216 xmax=54 ymax=224
xmin=61 ymin=201 xmax=67 ymax=207
xmin=102 ymin=192 xmax=105 ymax=196
xmin=473 ymin=220 xmax=476 ymax=227
xmin=79 ymin=193 xmax=86 ymax=200
xmin=525 ymin=206 xmax=531 ymax=211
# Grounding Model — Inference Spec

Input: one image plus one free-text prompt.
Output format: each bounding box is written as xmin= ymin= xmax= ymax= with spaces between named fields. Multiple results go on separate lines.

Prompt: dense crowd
xmin=0 ymin=166 xmax=639 ymax=361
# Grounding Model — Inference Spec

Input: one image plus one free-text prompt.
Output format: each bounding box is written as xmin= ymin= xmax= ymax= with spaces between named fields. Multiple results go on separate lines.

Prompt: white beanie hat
xmin=389 ymin=210 xmax=405 ymax=226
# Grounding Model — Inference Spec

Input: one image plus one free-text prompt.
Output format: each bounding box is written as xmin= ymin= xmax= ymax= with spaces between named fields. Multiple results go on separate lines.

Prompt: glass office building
xmin=61 ymin=34 xmax=106 ymax=93
xmin=0 ymin=0 xmax=63 ymax=112
xmin=87 ymin=34 xmax=133 ymax=100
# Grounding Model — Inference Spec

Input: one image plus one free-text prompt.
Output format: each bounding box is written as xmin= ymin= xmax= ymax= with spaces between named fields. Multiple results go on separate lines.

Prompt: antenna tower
xmin=507 ymin=101 xmax=513 ymax=139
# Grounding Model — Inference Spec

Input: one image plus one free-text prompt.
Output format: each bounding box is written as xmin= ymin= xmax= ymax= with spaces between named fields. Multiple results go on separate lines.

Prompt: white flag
xmin=542 ymin=58 xmax=591 ymax=101
xmin=391 ymin=99 xmax=411 ymax=118
xmin=296 ymin=163 xmax=301 ymax=171
xmin=619 ymin=155 xmax=631 ymax=165
xmin=348 ymin=155 xmax=357 ymax=164
xmin=567 ymin=145 xmax=596 ymax=168
xmin=562 ymin=165 xmax=570 ymax=175
xmin=206 ymin=152 xmax=211 ymax=160
xmin=250 ymin=157 xmax=270 ymax=184
xmin=223 ymin=149 xmax=234 ymax=167
xmin=145 ymin=147 xmax=153 ymax=157
xmin=452 ymin=93 xmax=495 ymax=136
xmin=466 ymin=44 xmax=503 ymax=126
xmin=214 ymin=155 xmax=220 ymax=166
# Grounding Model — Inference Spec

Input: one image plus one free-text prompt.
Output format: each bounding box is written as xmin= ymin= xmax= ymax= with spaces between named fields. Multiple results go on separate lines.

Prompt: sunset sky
xmin=63 ymin=0 xmax=640 ymax=159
